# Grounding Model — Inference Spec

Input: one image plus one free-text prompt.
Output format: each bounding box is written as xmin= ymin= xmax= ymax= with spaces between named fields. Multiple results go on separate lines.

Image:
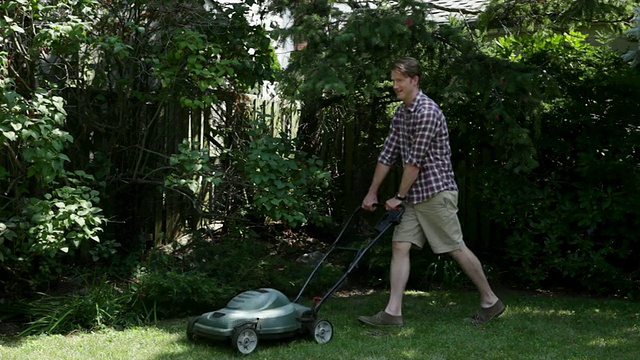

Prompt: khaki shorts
xmin=392 ymin=190 xmax=464 ymax=254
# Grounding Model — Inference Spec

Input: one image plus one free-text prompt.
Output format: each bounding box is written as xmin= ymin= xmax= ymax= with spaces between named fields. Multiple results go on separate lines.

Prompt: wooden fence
xmin=146 ymin=93 xmax=496 ymax=255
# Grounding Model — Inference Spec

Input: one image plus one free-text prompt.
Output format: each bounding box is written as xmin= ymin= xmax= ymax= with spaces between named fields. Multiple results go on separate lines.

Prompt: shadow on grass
xmin=152 ymin=319 xmax=325 ymax=360
xmin=0 ymin=321 xmax=28 ymax=348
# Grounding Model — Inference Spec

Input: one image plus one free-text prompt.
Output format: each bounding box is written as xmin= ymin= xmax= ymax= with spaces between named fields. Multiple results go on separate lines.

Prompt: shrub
xmin=241 ymin=120 xmax=332 ymax=228
xmin=134 ymin=231 xmax=291 ymax=317
xmin=478 ymin=29 xmax=640 ymax=297
xmin=15 ymin=276 xmax=146 ymax=336
xmin=135 ymin=269 xmax=238 ymax=318
xmin=0 ymin=67 xmax=108 ymax=291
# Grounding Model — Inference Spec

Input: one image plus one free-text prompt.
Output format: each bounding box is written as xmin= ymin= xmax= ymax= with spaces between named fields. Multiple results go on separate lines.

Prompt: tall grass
xmin=12 ymin=276 xmax=155 ymax=336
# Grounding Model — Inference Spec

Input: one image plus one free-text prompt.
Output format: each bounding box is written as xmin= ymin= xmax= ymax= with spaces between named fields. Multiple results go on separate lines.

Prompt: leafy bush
xmin=162 ymin=118 xmax=332 ymax=233
xmin=15 ymin=276 xmax=147 ymax=336
xmin=241 ymin=120 xmax=332 ymax=228
xmin=165 ymin=139 xmax=221 ymax=194
xmin=482 ymin=31 xmax=640 ymax=296
xmin=0 ymin=63 xmax=109 ymax=291
xmin=9 ymin=226 xmax=350 ymax=333
xmin=135 ymin=269 xmax=238 ymax=318
xmin=134 ymin=233 xmax=285 ymax=317
xmin=484 ymin=171 xmax=639 ymax=295
xmin=132 ymin=225 xmax=351 ymax=319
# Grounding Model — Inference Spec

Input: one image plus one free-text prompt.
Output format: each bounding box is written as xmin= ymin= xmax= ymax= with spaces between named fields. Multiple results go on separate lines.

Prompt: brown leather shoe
xmin=357 ymin=311 xmax=403 ymax=326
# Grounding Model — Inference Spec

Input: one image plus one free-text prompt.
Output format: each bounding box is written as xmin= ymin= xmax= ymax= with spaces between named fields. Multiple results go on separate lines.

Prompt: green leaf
xmin=10 ymin=24 xmax=24 ymax=34
xmin=74 ymin=216 xmax=86 ymax=227
xmin=2 ymin=131 xmax=17 ymax=141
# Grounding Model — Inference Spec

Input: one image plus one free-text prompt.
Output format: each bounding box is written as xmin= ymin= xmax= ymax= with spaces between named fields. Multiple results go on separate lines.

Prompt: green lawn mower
xmin=186 ymin=205 xmax=405 ymax=355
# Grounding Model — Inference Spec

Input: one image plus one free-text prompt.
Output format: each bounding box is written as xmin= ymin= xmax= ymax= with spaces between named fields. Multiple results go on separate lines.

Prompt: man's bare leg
xmin=448 ymin=245 xmax=499 ymax=307
xmin=384 ymin=241 xmax=413 ymax=316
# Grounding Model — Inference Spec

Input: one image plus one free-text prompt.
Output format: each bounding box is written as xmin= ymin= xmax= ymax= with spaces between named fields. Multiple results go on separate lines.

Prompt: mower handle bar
xmin=292 ymin=204 xmax=405 ymax=309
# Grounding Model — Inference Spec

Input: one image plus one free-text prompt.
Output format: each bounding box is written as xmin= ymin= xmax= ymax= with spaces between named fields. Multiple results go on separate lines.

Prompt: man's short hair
xmin=393 ymin=57 xmax=422 ymax=79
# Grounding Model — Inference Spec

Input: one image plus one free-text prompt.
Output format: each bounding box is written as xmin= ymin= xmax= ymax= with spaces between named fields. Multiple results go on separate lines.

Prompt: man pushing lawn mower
xmin=358 ymin=57 xmax=505 ymax=327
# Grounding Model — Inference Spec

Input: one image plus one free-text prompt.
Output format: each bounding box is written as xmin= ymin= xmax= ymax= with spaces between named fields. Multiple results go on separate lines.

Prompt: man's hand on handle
xmin=362 ymin=193 xmax=378 ymax=211
xmin=363 ymin=193 xmax=403 ymax=211
xmin=384 ymin=197 xmax=403 ymax=211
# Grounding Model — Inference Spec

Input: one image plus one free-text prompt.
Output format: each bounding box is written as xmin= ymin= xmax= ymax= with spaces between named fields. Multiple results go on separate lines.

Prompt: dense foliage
xmin=272 ymin=0 xmax=639 ymax=296
xmin=0 ymin=0 xmax=298 ymax=294
xmin=1 ymin=0 xmax=333 ymax=333
xmin=0 ymin=0 xmax=639 ymax=337
xmin=482 ymin=31 xmax=640 ymax=295
xmin=1 ymin=0 xmax=110 ymax=289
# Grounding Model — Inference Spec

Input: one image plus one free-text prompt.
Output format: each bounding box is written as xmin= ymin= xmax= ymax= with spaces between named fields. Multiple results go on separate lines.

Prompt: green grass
xmin=1 ymin=289 xmax=638 ymax=360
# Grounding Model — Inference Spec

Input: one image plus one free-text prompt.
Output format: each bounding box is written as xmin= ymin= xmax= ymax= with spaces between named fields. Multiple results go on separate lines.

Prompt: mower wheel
xmin=232 ymin=324 xmax=259 ymax=355
xmin=311 ymin=319 xmax=333 ymax=344
xmin=186 ymin=317 xmax=199 ymax=342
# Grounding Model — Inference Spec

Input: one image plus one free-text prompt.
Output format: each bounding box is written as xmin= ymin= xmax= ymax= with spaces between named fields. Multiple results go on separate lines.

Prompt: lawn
xmin=1 ymin=289 xmax=638 ymax=360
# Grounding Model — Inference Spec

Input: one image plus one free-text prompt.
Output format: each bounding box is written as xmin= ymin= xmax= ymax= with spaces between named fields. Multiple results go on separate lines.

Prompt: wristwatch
xmin=395 ymin=194 xmax=406 ymax=201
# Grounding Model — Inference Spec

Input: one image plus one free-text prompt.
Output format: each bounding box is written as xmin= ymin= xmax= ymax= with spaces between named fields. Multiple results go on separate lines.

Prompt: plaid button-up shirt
xmin=378 ymin=91 xmax=458 ymax=204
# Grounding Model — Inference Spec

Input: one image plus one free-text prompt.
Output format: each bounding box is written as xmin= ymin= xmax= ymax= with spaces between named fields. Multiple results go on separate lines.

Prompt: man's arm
xmin=384 ymin=163 xmax=419 ymax=210
xmin=362 ymin=162 xmax=391 ymax=210
xmin=397 ymin=163 xmax=420 ymax=198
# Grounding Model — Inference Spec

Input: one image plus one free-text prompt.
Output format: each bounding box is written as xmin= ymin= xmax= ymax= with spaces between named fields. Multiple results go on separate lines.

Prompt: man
xmin=358 ymin=57 xmax=505 ymax=326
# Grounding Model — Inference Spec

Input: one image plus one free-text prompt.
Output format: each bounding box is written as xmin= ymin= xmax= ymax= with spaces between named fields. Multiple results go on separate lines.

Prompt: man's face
xmin=391 ymin=69 xmax=418 ymax=104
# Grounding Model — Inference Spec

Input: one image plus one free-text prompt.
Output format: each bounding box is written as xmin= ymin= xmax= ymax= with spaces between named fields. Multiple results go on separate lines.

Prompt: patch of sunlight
xmin=405 ymin=290 xmax=432 ymax=297
xmin=587 ymin=337 xmax=625 ymax=347
xmin=400 ymin=348 xmax=447 ymax=359
xmin=404 ymin=290 xmax=460 ymax=307
xmin=334 ymin=289 xmax=375 ymax=297
xmin=588 ymin=307 xmax=619 ymax=317
xmin=623 ymin=324 xmax=639 ymax=334
xmin=400 ymin=348 xmax=419 ymax=358
xmin=397 ymin=327 xmax=416 ymax=337
xmin=518 ymin=306 xmax=576 ymax=317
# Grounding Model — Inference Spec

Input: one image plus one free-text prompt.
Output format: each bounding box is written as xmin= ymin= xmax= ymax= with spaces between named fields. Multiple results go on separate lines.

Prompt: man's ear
xmin=411 ymin=75 xmax=419 ymax=86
